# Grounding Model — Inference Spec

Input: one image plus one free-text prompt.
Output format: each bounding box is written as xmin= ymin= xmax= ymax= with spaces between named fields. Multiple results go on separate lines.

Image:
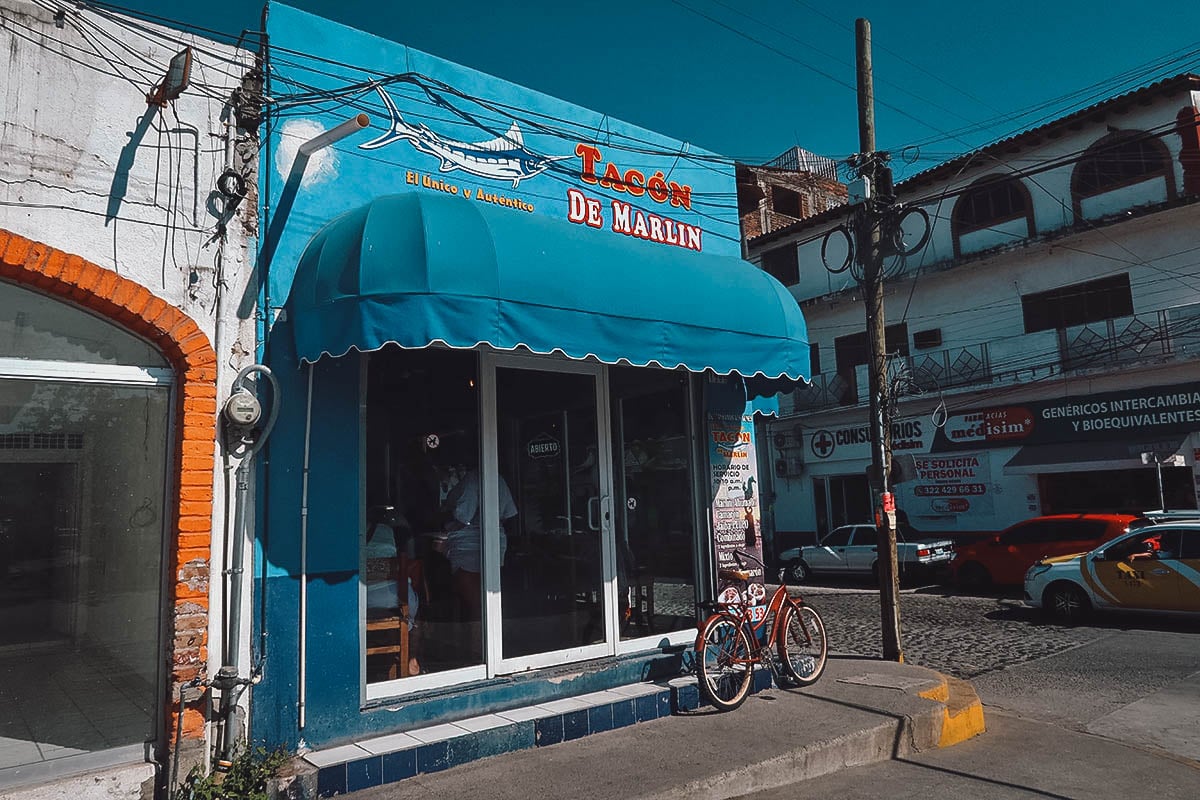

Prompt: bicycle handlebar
xmin=730 ymin=549 xmax=765 ymax=571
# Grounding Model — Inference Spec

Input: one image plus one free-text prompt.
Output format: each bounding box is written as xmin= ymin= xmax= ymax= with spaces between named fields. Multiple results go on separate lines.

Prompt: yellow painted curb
xmin=919 ymin=674 xmax=986 ymax=748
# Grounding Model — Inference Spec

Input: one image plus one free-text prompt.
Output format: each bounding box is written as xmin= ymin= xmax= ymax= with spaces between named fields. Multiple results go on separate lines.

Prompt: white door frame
xmin=482 ymin=352 xmax=617 ymax=676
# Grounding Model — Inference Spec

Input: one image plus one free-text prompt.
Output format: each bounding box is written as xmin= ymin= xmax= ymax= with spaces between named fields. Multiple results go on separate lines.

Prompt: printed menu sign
xmin=706 ymin=375 xmax=766 ymax=614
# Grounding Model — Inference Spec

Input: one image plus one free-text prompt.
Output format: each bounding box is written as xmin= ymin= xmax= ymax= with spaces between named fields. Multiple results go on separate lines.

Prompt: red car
xmin=952 ymin=513 xmax=1138 ymax=588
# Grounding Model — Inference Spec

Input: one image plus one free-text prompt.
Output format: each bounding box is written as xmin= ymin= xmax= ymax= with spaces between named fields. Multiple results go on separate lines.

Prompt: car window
xmin=1177 ymin=528 xmax=1200 ymax=559
xmin=1000 ymin=521 xmax=1044 ymax=545
xmin=850 ymin=525 xmax=881 ymax=546
xmin=822 ymin=527 xmax=854 ymax=547
xmin=1154 ymin=531 xmax=1183 ymax=559
xmin=1105 ymin=530 xmax=1166 ymax=561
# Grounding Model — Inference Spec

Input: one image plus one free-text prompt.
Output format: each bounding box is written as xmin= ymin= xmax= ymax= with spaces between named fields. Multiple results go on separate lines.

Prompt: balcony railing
xmin=791 ymin=301 xmax=1200 ymax=414
xmin=905 ymin=343 xmax=991 ymax=392
xmin=791 ymin=371 xmax=855 ymax=412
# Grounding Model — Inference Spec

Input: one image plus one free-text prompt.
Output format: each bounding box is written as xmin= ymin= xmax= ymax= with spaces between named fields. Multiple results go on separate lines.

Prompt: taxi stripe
xmin=1080 ymin=559 xmax=1121 ymax=605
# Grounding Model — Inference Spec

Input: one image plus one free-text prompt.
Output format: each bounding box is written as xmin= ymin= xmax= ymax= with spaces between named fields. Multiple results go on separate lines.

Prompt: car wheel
xmin=779 ymin=560 xmax=810 ymax=584
xmin=1044 ymin=582 xmax=1090 ymax=624
xmin=956 ymin=562 xmax=992 ymax=593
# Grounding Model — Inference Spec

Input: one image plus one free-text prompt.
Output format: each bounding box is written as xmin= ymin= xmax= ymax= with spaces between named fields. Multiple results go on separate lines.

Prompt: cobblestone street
xmin=792 ymin=584 xmax=1108 ymax=680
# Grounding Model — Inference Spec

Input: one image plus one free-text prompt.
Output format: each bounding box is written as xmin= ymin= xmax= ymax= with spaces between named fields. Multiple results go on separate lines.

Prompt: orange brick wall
xmin=0 ymin=229 xmax=218 ymax=746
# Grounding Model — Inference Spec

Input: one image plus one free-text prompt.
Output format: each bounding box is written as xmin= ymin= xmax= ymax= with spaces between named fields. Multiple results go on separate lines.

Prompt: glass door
xmin=483 ymin=355 xmax=615 ymax=673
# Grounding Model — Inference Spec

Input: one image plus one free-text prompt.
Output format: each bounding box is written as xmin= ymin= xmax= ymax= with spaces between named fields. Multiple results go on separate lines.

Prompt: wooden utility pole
xmin=855 ymin=17 xmax=903 ymax=662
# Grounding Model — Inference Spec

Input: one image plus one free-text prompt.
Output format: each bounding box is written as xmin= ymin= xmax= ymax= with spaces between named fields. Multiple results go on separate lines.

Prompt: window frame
xmin=1020 ymin=274 xmax=1134 ymax=334
xmin=950 ymin=175 xmax=1036 ymax=258
xmin=1070 ymin=131 xmax=1176 ymax=219
xmin=760 ymin=244 xmax=799 ymax=287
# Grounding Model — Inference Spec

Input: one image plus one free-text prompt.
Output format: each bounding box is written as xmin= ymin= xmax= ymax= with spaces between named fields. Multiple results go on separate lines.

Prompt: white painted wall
xmin=754 ymin=83 xmax=1200 ymax=538
xmin=0 ymin=0 xmax=259 ymax=768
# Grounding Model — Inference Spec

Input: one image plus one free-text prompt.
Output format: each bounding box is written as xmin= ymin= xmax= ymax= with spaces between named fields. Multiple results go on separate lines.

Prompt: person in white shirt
xmin=442 ymin=467 xmax=517 ymax=619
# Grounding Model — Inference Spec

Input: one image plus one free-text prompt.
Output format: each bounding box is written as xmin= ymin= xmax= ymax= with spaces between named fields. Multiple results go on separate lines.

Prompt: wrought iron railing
xmin=905 ymin=343 xmax=991 ymax=392
xmin=791 ymin=304 xmax=1200 ymax=415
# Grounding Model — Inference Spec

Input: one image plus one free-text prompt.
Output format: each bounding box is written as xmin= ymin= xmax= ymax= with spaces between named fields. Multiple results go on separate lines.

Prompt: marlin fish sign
xmin=361 ymin=85 xmax=567 ymax=188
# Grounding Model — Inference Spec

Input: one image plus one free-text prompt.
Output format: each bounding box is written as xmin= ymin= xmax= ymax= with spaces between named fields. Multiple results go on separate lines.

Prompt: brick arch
xmin=0 ymin=229 xmax=216 ymax=746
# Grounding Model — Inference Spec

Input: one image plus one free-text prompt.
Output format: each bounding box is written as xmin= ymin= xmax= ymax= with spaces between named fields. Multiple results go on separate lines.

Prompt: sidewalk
xmin=318 ymin=656 xmax=984 ymax=800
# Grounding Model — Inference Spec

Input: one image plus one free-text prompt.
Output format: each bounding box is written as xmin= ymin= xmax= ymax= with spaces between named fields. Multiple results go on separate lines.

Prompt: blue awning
xmin=285 ymin=192 xmax=809 ymax=381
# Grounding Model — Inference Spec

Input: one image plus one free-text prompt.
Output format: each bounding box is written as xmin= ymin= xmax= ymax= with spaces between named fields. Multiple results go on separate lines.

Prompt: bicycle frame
xmin=702 ymin=551 xmax=802 ymax=665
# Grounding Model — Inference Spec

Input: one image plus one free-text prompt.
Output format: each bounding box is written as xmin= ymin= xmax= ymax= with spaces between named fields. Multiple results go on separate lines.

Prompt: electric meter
xmin=223 ymin=389 xmax=262 ymax=427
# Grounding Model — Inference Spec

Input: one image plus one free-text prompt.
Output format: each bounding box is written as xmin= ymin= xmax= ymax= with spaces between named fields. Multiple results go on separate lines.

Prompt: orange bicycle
xmin=695 ymin=550 xmax=827 ymax=711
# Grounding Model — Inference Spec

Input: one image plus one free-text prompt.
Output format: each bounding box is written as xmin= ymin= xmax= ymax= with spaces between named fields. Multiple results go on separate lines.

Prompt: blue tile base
xmin=309 ymin=683 xmax=685 ymax=797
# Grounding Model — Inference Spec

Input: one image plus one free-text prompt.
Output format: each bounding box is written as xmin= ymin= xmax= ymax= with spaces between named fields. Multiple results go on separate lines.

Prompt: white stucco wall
xmin=754 ymin=82 xmax=1200 ymax=539
xmin=0 ymin=0 xmax=260 ymax=775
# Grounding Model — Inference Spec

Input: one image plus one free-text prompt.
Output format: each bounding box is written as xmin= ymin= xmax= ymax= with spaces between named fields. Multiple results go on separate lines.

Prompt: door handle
xmin=1152 ymin=569 xmax=1169 ymax=575
xmin=588 ymin=496 xmax=600 ymax=531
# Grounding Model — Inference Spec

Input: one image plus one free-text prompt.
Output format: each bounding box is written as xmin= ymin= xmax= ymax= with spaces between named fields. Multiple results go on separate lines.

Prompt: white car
xmin=1024 ymin=521 xmax=1200 ymax=623
xmin=777 ymin=524 xmax=955 ymax=584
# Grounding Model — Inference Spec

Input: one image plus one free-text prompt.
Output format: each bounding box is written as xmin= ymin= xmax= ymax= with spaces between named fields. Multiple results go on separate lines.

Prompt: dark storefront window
xmin=362 ymin=350 xmax=705 ymax=685
xmin=0 ymin=382 xmax=170 ymax=764
xmin=1038 ymin=467 xmax=1196 ymax=515
xmin=363 ymin=347 xmax=482 ymax=682
xmin=609 ymin=366 xmax=696 ymax=640
xmin=1 ymin=282 xmax=171 ymax=778
xmin=812 ymin=474 xmax=871 ymax=536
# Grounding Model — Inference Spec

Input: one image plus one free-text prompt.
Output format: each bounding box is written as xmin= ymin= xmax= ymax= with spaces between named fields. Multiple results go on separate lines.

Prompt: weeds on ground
xmin=173 ymin=746 xmax=288 ymax=800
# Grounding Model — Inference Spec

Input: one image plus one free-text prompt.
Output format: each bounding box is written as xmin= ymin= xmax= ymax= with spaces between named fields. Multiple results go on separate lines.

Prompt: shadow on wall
xmin=106 ymin=111 xmax=157 ymax=225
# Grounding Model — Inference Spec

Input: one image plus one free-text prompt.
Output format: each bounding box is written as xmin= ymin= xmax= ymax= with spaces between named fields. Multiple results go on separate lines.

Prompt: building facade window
xmin=760 ymin=245 xmax=799 ymax=286
xmin=1021 ymin=274 xmax=1134 ymax=334
xmin=772 ymin=186 xmax=803 ymax=218
xmin=950 ymin=175 xmax=1035 ymax=257
xmin=360 ymin=347 xmax=700 ymax=694
xmin=0 ymin=280 xmax=172 ymax=776
xmin=1071 ymin=131 xmax=1176 ymax=219
xmin=833 ymin=324 xmax=908 ymax=404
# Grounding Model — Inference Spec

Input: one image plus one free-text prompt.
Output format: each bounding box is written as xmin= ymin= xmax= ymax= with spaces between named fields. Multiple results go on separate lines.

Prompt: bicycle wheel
xmin=776 ymin=602 xmax=827 ymax=686
xmin=695 ymin=614 xmax=754 ymax=711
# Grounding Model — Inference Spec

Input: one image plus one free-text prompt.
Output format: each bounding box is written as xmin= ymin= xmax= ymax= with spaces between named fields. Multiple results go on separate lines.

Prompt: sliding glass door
xmin=484 ymin=355 xmax=615 ymax=673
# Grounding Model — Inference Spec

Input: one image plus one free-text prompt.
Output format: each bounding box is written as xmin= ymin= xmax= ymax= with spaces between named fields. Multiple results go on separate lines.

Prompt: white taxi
xmin=1024 ymin=521 xmax=1200 ymax=622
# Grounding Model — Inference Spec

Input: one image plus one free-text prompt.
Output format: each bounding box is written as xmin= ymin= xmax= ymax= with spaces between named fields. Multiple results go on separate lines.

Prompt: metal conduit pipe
xmin=214 ymin=364 xmax=280 ymax=767
xmin=298 ymin=363 xmax=313 ymax=730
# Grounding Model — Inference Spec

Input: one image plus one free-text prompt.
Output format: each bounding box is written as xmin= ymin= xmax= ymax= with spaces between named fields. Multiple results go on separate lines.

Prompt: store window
xmin=812 ymin=474 xmax=871 ymax=537
xmin=1 ymin=280 xmax=166 ymax=366
xmin=363 ymin=347 xmax=482 ymax=683
xmin=1 ymin=281 xmax=171 ymax=776
xmin=609 ymin=366 xmax=696 ymax=641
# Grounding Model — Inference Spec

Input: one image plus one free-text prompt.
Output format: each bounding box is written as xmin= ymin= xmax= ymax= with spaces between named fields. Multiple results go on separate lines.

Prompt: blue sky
xmin=120 ymin=1 xmax=1200 ymax=179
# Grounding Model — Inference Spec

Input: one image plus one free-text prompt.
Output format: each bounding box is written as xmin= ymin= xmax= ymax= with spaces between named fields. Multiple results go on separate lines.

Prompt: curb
xmin=918 ymin=673 xmax=987 ymax=748
xmin=271 ymin=665 xmax=986 ymax=799
xmin=640 ymin=668 xmax=985 ymax=800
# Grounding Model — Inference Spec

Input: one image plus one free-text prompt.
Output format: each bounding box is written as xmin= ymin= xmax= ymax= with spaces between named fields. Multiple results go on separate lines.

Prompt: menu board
xmin=706 ymin=375 xmax=766 ymax=616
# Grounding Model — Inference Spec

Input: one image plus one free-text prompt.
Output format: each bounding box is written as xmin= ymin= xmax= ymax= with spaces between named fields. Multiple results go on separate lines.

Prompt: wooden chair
xmin=365 ymin=555 xmax=424 ymax=679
